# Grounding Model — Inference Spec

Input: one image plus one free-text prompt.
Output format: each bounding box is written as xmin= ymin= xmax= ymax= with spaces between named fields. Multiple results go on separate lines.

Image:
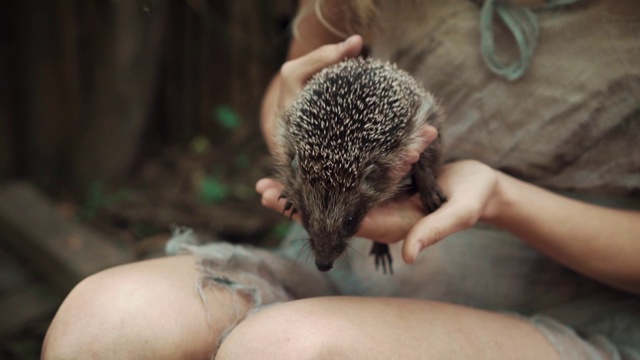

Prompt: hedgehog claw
xmin=370 ymin=242 xmax=393 ymax=275
xmin=279 ymin=192 xmax=299 ymax=219
xmin=282 ymin=200 xmax=297 ymax=218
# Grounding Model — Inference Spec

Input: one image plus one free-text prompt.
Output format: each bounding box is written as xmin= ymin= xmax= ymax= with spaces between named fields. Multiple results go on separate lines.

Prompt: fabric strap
xmin=479 ymin=0 xmax=583 ymax=81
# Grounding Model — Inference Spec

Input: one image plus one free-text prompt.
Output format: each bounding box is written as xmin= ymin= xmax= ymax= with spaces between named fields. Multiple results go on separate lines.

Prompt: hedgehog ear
xmin=404 ymin=125 xmax=438 ymax=165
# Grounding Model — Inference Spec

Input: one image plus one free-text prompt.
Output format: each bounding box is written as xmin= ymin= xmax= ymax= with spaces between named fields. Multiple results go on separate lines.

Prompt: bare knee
xmin=42 ymin=256 xmax=228 ymax=360
xmin=216 ymin=299 xmax=353 ymax=360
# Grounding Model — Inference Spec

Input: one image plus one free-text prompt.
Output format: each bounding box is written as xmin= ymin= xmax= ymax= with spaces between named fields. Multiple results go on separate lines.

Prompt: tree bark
xmin=72 ymin=0 xmax=168 ymax=183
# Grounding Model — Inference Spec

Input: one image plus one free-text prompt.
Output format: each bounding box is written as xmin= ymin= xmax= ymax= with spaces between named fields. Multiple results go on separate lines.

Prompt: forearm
xmin=485 ymin=171 xmax=640 ymax=294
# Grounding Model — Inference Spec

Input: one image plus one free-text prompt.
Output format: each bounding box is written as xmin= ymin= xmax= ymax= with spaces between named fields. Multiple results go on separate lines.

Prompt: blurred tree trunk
xmin=228 ymin=0 xmax=295 ymax=150
xmin=8 ymin=0 xmax=82 ymax=186
xmin=4 ymin=0 xmax=296 ymax=189
xmin=0 ymin=89 xmax=14 ymax=180
xmin=163 ymin=0 xmax=231 ymax=144
xmin=227 ymin=1 xmax=277 ymax=144
xmin=0 ymin=1 xmax=16 ymax=180
xmin=162 ymin=0 xmax=295 ymax=148
xmin=72 ymin=0 xmax=168 ymax=183
xmin=7 ymin=0 xmax=168 ymax=186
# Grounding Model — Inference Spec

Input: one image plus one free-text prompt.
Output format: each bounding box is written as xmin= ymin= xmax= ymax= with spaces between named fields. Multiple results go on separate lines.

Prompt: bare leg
xmin=42 ymin=255 xmax=249 ymax=360
xmin=216 ymin=296 xmax=561 ymax=360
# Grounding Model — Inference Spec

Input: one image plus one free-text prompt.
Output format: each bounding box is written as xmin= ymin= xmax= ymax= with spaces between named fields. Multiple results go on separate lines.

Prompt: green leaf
xmin=212 ymin=105 xmax=241 ymax=130
xmin=200 ymin=176 xmax=229 ymax=203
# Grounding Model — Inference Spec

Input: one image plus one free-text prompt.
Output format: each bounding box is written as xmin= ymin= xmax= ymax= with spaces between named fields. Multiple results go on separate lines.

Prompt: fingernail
xmin=340 ymin=35 xmax=356 ymax=49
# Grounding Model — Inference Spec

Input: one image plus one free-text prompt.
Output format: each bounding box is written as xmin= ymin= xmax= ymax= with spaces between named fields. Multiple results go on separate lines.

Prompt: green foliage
xmin=212 ymin=105 xmax=241 ymax=130
xmin=199 ymin=176 xmax=229 ymax=203
xmin=198 ymin=156 xmax=255 ymax=202
xmin=78 ymin=181 xmax=132 ymax=220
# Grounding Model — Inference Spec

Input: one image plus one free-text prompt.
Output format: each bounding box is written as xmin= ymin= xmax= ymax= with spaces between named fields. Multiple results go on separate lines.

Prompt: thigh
xmin=217 ymin=296 xmax=561 ymax=360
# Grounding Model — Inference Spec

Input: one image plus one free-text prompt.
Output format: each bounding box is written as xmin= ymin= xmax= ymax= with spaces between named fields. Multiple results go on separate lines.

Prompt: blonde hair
xmin=293 ymin=0 xmax=381 ymax=42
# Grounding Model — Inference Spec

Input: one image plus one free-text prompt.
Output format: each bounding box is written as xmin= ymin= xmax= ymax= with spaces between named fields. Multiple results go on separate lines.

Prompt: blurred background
xmin=0 ymin=0 xmax=297 ymax=358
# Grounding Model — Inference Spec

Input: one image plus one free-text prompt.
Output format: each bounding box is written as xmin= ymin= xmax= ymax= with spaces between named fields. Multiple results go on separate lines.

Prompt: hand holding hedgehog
xmin=258 ymin=160 xmax=499 ymax=264
xmin=260 ymin=35 xmax=365 ymax=153
xmin=258 ymin=36 xmax=446 ymax=274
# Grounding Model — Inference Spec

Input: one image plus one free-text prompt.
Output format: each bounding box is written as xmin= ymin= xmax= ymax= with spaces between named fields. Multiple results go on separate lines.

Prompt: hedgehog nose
xmin=315 ymin=261 xmax=333 ymax=272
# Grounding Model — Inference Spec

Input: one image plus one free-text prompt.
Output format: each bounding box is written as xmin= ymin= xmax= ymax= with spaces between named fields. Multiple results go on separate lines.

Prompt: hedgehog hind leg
xmin=413 ymin=154 xmax=446 ymax=214
xmin=370 ymin=242 xmax=393 ymax=275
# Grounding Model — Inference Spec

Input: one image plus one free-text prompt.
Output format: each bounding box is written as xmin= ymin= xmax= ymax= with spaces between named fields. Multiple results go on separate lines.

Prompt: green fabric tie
xmin=480 ymin=0 xmax=582 ymax=81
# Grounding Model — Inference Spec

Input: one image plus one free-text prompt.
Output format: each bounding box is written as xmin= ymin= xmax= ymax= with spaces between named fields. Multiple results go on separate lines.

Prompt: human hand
xmin=261 ymin=35 xmax=364 ymax=152
xmin=257 ymin=160 xmax=500 ymax=264
xmin=400 ymin=160 xmax=499 ymax=263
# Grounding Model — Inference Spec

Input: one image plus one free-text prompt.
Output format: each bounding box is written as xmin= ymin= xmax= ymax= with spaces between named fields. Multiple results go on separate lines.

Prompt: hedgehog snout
xmin=313 ymin=248 xmax=341 ymax=272
xmin=309 ymin=235 xmax=348 ymax=272
xmin=315 ymin=261 xmax=333 ymax=272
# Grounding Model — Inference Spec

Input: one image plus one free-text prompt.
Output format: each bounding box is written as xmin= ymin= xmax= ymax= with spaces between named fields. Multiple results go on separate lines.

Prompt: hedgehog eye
xmin=343 ymin=216 xmax=358 ymax=234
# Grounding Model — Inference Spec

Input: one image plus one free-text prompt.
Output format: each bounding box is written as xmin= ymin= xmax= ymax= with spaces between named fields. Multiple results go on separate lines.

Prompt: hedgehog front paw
xmin=370 ymin=242 xmax=393 ymax=275
xmin=278 ymin=193 xmax=298 ymax=219
xmin=423 ymin=185 xmax=446 ymax=214
xmin=413 ymin=163 xmax=447 ymax=213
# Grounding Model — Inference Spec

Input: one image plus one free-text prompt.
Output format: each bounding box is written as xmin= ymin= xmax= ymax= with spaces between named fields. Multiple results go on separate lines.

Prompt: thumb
xmin=402 ymin=200 xmax=477 ymax=264
xmin=278 ymin=35 xmax=363 ymax=113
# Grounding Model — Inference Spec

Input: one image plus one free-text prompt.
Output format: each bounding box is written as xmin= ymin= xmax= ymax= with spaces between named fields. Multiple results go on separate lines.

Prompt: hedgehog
xmin=274 ymin=57 xmax=446 ymax=274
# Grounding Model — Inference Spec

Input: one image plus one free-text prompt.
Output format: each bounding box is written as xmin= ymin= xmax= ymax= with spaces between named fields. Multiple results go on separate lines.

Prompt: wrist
xmin=480 ymin=169 xmax=511 ymax=225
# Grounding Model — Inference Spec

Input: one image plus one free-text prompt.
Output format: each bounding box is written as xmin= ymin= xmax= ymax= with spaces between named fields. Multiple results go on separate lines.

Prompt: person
xmin=42 ymin=0 xmax=640 ymax=359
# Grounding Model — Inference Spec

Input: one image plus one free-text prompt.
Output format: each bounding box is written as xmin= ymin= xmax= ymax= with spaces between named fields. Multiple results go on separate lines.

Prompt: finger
xmin=261 ymin=186 xmax=285 ymax=211
xmin=401 ymin=200 xmax=478 ymax=264
xmin=358 ymin=196 xmax=425 ymax=243
xmin=255 ymin=177 xmax=283 ymax=211
xmin=282 ymin=35 xmax=363 ymax=83
xmin=255 ymin=178 xmax=282 ymax=195
xmin=279 ymin=35 xmax=363 ymax=108
xmin=256 ymin=178 xmax=302 ymax=222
